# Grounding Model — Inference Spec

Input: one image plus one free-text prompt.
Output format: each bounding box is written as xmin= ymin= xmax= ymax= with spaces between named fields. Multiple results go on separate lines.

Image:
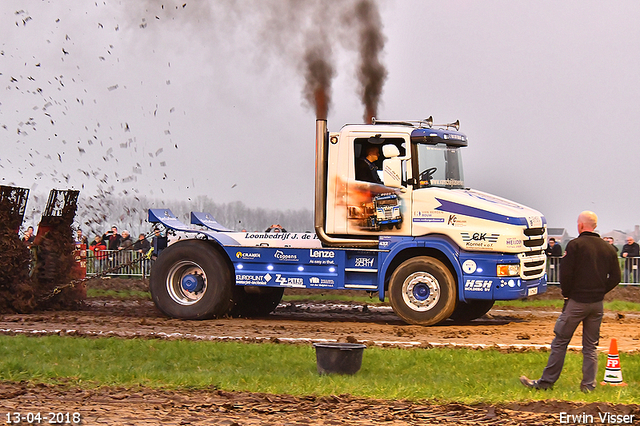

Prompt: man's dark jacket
xmin=355 ymin=158 xmax=382 ymax=184
xmin=560 ymin=231 xmax=621 ymax=303
xmin=621 ymin=242 xmax=640 ymax=258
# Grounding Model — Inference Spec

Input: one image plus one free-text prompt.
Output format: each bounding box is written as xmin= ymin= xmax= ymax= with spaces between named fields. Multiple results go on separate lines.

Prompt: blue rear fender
xmin=376 ymin=235 xmax=463 ymax=302
xmin=148 ymin=208 xmax=240 ymax=247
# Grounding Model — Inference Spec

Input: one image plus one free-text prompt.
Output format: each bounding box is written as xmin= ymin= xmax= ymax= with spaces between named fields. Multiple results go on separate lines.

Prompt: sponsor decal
xmin=274 ymin=250 xmax=299 ymax=262
xmin=309 ymin=277 xmax=335 ymax=288
xmin=447 ymin=214 xmax=467 ymax=227
xmin=414 ymin=210 xmax=445 ymax=222
xmin=461 ymin=232 xmax=499 ymax=248
xmin=445 ymin=133 xmax=466 ymax=141
xmin=235 ymin=251 xmax=261 ymax=260
xmin=462 ymin=260 xmax=477 ymax=274
xmin=527 ymin=216 xmax=542 ymax=228
xmin=275 ymin=274 xmax=304 ymax=287
xmin=461 ymin=232 xmax=500 ymax=242
xmin=309 ymin=249 xmax=335 ymax=259
xmin=505 ymin=237 xmax=523 ymax=248
xmin=236 ymin=273 xmax=272 ymax=285
xmin=379 ymin=240 xmax=389 ymax=247
xmin=413 ymin=218 xmax=445 ymax=223
xmin=382 ymin=164 xmax=401 ymax=181
xmin=309 ymin=249 xmax=336 ymax=264
xmin=245 ymin=232 xmax=292 ymax=240
xmin=355 ymin=257 xmax=375 ymax=268
xmin=465 ymin=279 xmax=492 ymax=292
xmin=431 ymin=179 xmax=464 ymax=186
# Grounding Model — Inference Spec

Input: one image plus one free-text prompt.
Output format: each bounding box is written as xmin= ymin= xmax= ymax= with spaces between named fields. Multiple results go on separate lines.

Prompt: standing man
xmin=132 ymin=233 xmax=151 ymax=254
xmin=102 ymin=225 xmax=122 ymax=251
xmin=520 ymin=211 xmax=620 ymax=392
xmin=621 ymin=237 xmax=639 ymax=283
xmin=545 ymin=238 xmax=563 ymax=257
xmin=118 ymin=230 xmax=133 ymax=250
xmin=603 ymin=236 xmax=618 ymax=254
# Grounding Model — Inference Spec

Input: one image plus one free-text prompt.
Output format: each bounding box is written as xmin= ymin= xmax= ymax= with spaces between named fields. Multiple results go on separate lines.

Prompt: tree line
xmin=21 ymin=192 xmax=314 ymax=238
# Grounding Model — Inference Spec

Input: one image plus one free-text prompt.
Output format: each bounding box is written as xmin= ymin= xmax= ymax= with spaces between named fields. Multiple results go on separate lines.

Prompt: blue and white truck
xmin=148 ymin=118 xmax=547 ymax=325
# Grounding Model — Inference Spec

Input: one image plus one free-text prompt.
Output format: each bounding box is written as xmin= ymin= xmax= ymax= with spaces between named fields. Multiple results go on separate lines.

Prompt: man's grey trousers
xmin=539 ymin=299 xmax=604 ymax=390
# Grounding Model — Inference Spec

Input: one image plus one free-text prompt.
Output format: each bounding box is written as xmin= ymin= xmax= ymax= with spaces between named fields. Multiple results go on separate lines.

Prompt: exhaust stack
xmin=314 ymin=119 xmax=377 ymax=248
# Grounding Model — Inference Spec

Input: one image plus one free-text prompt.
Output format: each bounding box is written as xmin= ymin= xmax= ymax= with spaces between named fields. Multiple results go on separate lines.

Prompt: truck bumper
xmin=462 ymin=275 xmax=547 ymax=301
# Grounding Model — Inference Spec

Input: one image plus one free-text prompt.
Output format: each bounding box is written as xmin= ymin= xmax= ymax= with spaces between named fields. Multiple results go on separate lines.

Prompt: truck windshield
xmin=416 ymin=144 xmax=464 ymax=189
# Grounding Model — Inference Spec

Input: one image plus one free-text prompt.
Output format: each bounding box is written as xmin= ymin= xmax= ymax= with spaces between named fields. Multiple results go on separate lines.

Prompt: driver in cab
xmin=356 ymin=144 xmax=383 ymax=184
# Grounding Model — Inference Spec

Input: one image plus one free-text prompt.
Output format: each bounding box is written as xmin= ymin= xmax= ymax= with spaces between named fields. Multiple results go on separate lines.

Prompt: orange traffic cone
xmin=601 ymin=338 xmax=627 ymax=386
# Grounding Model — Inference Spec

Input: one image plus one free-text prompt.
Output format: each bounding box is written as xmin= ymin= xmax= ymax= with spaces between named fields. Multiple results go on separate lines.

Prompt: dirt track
xmin=1 ymin=283 xmax=639 ymax=352
xmin=3 ymin=381 xmax=639 ymax=426
xmin=0 ymin=280 xmax=639 ymax=425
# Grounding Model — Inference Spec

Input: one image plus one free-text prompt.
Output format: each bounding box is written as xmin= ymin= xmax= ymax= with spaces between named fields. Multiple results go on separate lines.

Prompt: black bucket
xmin=313 ymin=342 xmax=366 ymax=375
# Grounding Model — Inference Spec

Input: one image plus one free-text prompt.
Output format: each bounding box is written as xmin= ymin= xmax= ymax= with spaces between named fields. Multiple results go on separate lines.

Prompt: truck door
xmin=345 ymin=136 xmax=411 ymax=236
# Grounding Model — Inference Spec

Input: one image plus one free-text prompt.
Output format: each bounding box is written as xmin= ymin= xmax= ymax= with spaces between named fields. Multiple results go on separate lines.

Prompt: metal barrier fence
xmin=546 ymin=256 xmax=640 ymax=285
xmin=86 ymin=249 xmax=151 ymax=278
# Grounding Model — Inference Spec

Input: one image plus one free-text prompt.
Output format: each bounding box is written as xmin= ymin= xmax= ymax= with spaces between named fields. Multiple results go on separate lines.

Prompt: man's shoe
xmin=580 ymin=385 xmax=595 ymax=393
xmin=519 ymin=376 xmax=553 ymax=390
xmin=519 ymin=376 xmax=538 ymax=388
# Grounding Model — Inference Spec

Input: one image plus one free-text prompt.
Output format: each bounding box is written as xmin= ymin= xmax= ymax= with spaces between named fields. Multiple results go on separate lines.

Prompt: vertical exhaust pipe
xmin=314 ymin=119 xmax=328 ymax=239
xmin=314 ymin=119 xmax=377 ymax=248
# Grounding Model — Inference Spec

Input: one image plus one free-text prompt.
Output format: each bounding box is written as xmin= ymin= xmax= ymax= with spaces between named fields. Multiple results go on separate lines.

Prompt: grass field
xmin=86 ymin=288 xmax=151 ymax=299
xmin=0 ymin=335 xmax=637 ymax=404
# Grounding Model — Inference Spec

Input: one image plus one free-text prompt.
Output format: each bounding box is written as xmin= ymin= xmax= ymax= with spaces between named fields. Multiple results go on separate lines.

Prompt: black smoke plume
xmin=352 ymin=0 xmax=388 ymax=123
xmin=303 ymin=42 xmax=335 ymax=120
xmin=131 ymin=0 xmax=388 ymax=123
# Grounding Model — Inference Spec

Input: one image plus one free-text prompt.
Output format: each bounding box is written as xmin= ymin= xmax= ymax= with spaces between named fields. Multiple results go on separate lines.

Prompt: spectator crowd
xmin=546 ymin=235 xmax=640 ymax=283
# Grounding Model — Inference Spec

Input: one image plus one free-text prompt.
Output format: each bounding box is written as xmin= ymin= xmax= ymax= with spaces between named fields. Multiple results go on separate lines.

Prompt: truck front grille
xmin=519 ymin=250 xmax=547 ymax=279
xmin=524 ymin=227 xmax=545 ymax=237
xmin=519 ymin=227 xmax=547 ymax=279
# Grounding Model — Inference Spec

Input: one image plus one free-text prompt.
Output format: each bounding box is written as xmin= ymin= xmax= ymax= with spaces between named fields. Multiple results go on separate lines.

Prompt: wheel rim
xmin=401 ymin=271 xmax=440 ymax=312
xmin=166 ymin=260 xmax=208 ymax=306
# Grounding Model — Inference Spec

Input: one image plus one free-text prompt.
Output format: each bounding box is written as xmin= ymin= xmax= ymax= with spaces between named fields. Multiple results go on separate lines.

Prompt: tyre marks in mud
xmin=0 ymin=382 xmax=576 ymax=425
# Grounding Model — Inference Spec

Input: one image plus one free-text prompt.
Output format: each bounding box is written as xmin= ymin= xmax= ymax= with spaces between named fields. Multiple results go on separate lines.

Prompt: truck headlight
xmin=497 ymin=264 xmax=519 ymax=277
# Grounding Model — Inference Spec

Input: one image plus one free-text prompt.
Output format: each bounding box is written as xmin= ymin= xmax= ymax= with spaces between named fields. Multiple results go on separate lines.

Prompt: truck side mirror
xmin=382 ymin=144 xmax=399 ymax=158
xmin=381 ymin=145 xmax=403 ymax=188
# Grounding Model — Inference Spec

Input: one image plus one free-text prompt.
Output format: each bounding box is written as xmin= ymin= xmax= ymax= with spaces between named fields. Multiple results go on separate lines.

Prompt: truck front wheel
xmin=388 ymin=257 xmax=456 ymax=326
xmin=150 ymin=240 xmax=234 ymax=319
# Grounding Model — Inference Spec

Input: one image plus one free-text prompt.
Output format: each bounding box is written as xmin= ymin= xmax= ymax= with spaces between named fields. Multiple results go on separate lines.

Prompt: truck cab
xmin=315 ymin=118 xmax=547 ymax=320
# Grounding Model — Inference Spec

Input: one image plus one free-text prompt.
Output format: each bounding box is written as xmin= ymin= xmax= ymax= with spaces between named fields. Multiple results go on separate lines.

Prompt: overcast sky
xmin=2 ymin=0 xmax=640 ymax=235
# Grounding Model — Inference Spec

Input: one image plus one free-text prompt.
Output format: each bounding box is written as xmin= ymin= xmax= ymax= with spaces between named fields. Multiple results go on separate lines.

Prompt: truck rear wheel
xmin=449 ymin=300 xmax=495 ymax=322
xmin=150 ymin=240 xmax=233 ymax=319
xmin=388 ymin=257 xmax=456 ymax=326
xmin=230 ymin=286 xmax=284 ymax=317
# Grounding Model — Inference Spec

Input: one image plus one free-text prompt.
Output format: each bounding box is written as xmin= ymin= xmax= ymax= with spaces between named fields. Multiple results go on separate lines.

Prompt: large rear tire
xmin=230 ymin=286 xmax=284 ymax=317
xmin=388 ymin=256 xmax=456 ymax=326
xmin=150 ymin=240 xmax=234 ymax=319
xmin=449 ymin=299 xmax=495 ymax=322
